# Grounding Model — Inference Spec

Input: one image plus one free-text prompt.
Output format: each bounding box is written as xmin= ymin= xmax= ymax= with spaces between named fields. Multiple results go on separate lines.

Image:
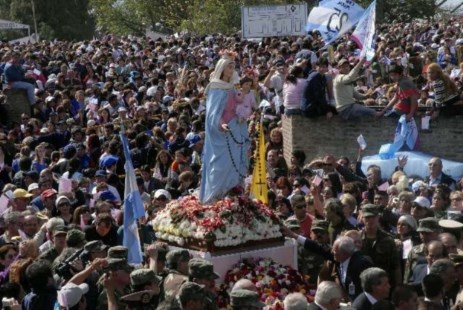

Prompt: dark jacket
xmin=302 ymin=238 xmax=373 ymax=300
xmin=424 ymin=172 xmax=456 ymax=189
xmin=352 ymin=292 xmax=373 ymax=310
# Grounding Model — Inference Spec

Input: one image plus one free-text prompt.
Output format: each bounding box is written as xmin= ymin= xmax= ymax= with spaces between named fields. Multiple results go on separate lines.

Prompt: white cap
xmin=414 ymin=196 xmax=431 ymax=208
xmin=118 ymin=107 xmax=127 ymax=113
xmin=57 ymin=282 xmax=89 ymax=308
xmin=28 ymin=183 xmax=39 ymax=192
xmin=40 ymin=127 xmax=49 ymax=134
xmin=154 ymin=189 xmax=171 ymax=200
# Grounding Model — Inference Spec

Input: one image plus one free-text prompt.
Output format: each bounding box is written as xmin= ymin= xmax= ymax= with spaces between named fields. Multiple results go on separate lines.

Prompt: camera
xmin=56 ymin=248 xmax=88 ymax=280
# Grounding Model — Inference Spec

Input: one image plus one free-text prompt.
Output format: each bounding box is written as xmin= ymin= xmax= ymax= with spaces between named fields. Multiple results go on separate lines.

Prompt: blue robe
xmin=199 ymin=88 xmax=249 ymax=204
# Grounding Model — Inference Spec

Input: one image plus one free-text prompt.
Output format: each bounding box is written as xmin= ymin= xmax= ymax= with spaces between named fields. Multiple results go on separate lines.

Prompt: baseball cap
xmin=361 ymin=204 xmax=379 ymax=217
xmin=413 ymin=196 xmax=431 ymax=209
xmin=13 ymin=188 xmax=33 ymax=199
xmin=101 ymin=156 xmax=118 ymax=168
xmin=95 ymin=170 xmax=107 ymax=177
xmin=41 ymin=189 xmax=57 ymax=199
xmin=57 ymin=283 xmax=89 ymax=308
xmin=56 ymin=195 xmax=71 ymax=207
xmin=130 ymin=268 xmax=162 ymax=286
xmin=337 ymin=58 xmax=349 ymax=67
xmin=188 ymin=258 xmax=220 ymax=280
xmin=27 ymin=183 xmax=39 ymax=192
xmin=154 ymin=189 xmax=171 ymax=200
xmin=230 ymin=289 xmax=266 ymax=308
xmin=187 ymin=134 xmax=202 ymax=148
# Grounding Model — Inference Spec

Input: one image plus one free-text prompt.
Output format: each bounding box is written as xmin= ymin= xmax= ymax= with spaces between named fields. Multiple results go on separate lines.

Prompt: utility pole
xmin=30 ymin=0 xmax=38 ymax=41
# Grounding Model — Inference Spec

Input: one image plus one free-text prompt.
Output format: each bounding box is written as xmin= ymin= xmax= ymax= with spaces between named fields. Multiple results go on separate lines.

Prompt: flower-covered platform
xmin=153 ymin=195 xmax=284 ymax=254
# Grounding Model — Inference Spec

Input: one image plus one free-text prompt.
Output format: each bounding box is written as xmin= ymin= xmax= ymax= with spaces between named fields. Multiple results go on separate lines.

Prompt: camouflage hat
xmin=107 ymin=246 xmax=128 ymax=260
xmin=66 ymin=229 xmax=86 ymax=247
xmin=311 ymin=220 xmax=329 ymax=232
xmin=188 ymin=258 xmax=220 ymax=280
xmin=361 ymin=204 xmax=379 ymax=217
xmin=230 ymin=289 xmax=266 ymax=308
xmin=417 ymin=217 xmax=440 ymax=233
xmin=130 ymin=268 xmax=162 ymax=286
xmin=166 ymin=249 xmax=190 ymax=268
xmin=178 ymin=282 xmax=206 ymax=302
xmin=107 ymin=258 xmax=134 ymax=272
xmin=121 ymin=290 xmax=158 ymax=306
xmin=449 ymin=254 xmax=463 ymax=267
xmin=84 ymin=240 xmax=108 ymax=253
xmin=53 ymin=225 xmax=68 ymax=237
xmin=284 ymin=218 xmax=300 ymax=230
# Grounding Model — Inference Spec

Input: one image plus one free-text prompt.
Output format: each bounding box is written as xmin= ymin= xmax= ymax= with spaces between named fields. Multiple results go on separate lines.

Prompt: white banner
xmin=241 ymin=4 xmax=308 ymax=38
xmin=306 ymin=0 xmax=365 ymax=46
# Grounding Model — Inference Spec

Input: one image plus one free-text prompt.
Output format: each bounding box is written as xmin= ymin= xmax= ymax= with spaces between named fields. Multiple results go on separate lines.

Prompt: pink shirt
xmin=221 ymin=90 xmax=239 ymax=125
xmin=235 ymin=91 xmax=256 ymax=121
xmin=283 ymin=78 xmax=307 ymax=110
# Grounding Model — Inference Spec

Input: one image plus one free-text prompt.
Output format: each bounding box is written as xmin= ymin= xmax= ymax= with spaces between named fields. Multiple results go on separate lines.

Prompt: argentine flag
xmin=120 ymin=131 xmax=145 ymax=264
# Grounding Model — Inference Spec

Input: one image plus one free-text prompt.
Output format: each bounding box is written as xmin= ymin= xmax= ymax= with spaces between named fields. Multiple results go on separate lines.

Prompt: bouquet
xmin=217 ymin=257 xmax=315 ymax=309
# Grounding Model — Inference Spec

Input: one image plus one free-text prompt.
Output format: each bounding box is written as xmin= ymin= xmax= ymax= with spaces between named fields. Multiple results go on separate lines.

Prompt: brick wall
xmin=282 ymin=115 xmax=463 ymax=164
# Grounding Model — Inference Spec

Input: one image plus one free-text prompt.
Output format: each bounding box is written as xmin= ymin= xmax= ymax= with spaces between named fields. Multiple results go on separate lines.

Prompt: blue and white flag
xmin=120 ymin=132 xmax=145 ymax=264
xmin=351 ymin=0 xmax=376 ymax=61
xmin=306 ymin=0 xmax=365 ymax=46
xmin=379 ymin=115 xmax=419 ymax=159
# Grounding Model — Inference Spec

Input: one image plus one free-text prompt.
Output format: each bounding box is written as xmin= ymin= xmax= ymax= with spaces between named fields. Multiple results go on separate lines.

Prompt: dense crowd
xmin=0 ymin=13 xmax=463 ymax=310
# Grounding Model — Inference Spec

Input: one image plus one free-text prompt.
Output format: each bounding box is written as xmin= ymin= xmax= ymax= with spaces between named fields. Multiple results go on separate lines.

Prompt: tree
xmin=358 ymin=0 xmax=436 ymax=23
xmin=5 ymin=0 xmax=95 ymax=41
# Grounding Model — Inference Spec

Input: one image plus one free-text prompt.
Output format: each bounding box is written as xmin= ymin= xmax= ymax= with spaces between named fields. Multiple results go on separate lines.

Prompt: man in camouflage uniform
xmin=188 ymin=258 xmax=220 ymax=310
xmin=360 ymin=204 xmax=401 ymax=288
xmin=404 ymin=217 xmax=441 ymax=283
xmin=96 ymin=245 xmax=132 ymax=310
xmin=38 ymin=225 xmax=67 ymax=263
xmin=450 ymin=254 xmax=463 ymax=307
xmin=162 ymin=249 xmax=190 ymax=301
xmin=121 ymin=290 xmax=159 ymax=310
xmin=130 ymin=268 xmax=163 ymax=307
xmin=177 ymin=282 xmax=208 ymax=310
xmin=297 ymin=219 xmax=331 ymax=285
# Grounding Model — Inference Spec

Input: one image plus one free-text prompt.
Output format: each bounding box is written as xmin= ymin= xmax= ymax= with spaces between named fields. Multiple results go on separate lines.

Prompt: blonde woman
xmin=426 ymin=63 xmax=461 ymax=118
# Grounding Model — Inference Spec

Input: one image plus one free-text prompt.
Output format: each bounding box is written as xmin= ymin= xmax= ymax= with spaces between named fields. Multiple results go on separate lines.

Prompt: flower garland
xmin=152 ymin=194 xmax=282 ymax=247
xmin=217 ymin=257 xmax=315 ymax=309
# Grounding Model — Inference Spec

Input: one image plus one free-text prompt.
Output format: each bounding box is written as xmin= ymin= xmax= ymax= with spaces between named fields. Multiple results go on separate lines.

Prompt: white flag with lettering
xmin=306 ymin=0 xmax=365 ymax=46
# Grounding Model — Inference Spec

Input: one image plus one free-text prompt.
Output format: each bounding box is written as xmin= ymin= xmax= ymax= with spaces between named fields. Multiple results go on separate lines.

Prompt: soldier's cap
xmin=417 ymin=217 xmax=440 ymax=233
xmin=439 ymin=219 xmax=463 ymax=230
xmin=107 ymin=258 xmax=134 ymax=272
xmin=230 ymin=289 xmax=266 ymax=308
xmin=53 ymin=225 xmax=68 ymax=237
xmin=66 ymin=229 xmax=86 ymax=246
xmin=188 ymin=258 xmax=220 ymax=280
xmin=284 ymin=218 xmax=300 ymax=230
xmin=166 ymin=249 xmax=191 ymax=267
xmin=311 ymin=220 xmax=329 ymax=232
xmin=449 ymin=254 xmax=463 ymax=267
xmin=361 ymin=204 xmax=379 ymax=217
xmin=130 ymin=268 xmax=162 ymax=286
xmin=121 ymin=290 xmax=157 ymax=306
xmin=84 ymin=240 xmax=108 ymax=253
xmin=178 ymin=282 xmax=206 ymax=301
xmin=107 ymin=246 xmax=128 ymax=260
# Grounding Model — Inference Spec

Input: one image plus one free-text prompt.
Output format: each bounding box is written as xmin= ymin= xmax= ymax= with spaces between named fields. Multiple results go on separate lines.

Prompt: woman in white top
xmin=283 ymin=65 xmax=307 ymax=116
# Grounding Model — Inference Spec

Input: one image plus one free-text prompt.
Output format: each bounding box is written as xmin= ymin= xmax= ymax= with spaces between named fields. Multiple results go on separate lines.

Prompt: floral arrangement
xmin=219 ymin=49 xmax=238 ymax=60
xmin=152 ymin=194 xmax=282 ymax=248
xmin=217 ymin=257 xmax=315 ymax=309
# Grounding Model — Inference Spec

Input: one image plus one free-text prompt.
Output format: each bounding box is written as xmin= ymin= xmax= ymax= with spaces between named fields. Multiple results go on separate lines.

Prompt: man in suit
xmin=408 ymin=240 xmax=447 ymax=287
xmin=352 ymin=267 xmax=391 ymax=310
xmin=282 ymin=226 xmax=372 ymax=301
xmin=392 ymin=285 xmax=418 ymax=310
xmin=307 ymin=281 xmax=342 ymax=310
xmin=425 ymin=157 xmax=456 ymax=190
xmin=418 ymin=274 xmax=445 ymax=310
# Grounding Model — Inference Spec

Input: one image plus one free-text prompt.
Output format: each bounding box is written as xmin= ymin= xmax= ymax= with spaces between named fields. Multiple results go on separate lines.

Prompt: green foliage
xmin=358 ymin=0 xmax=436 ymax=23
xmin=2 ymin=0 xmax=95 ymax=41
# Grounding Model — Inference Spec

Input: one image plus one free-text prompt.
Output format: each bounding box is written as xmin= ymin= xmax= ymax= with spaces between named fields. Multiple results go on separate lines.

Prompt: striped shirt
xmin=432 ymin=79 xmax=459 ymax=108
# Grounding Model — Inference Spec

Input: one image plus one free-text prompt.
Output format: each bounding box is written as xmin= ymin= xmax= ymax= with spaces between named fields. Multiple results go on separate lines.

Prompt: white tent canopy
xmin=0 ymin=19 xmax=30 ymax=30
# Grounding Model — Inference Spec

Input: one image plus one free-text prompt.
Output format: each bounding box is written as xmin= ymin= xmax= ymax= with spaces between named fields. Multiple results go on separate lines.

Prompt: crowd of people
xmin=0 ymin=13 xmax=462 ymax=310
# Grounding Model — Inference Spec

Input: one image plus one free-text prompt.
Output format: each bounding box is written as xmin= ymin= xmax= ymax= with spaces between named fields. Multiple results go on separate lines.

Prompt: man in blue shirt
xmin=4 ymin=52 xmax=36 ymax=106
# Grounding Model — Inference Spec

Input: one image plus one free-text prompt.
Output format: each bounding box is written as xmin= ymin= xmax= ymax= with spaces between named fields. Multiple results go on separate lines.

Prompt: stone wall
xmin=282 ymin=115 xmax=463 ymax=164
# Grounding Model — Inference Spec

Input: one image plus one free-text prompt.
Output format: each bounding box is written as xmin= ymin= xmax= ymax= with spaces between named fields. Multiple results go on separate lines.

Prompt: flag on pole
xmin=351 ymin=0 xmax=376 ymax=61
xmin=120 ymin=130 xmax=145 ymax=264
xmin=250 ymin=122 xmax=268 ymax=204
xmin=306 ymin=0 xmax=365 ymax=46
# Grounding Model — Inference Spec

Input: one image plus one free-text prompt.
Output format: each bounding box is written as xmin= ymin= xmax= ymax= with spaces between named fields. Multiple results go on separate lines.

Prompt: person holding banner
xmin=333 ymin=58 xmax=377 ymax=120
xmin=199 ymin=51 xmax=250 ymax=204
